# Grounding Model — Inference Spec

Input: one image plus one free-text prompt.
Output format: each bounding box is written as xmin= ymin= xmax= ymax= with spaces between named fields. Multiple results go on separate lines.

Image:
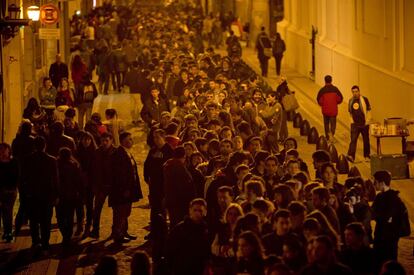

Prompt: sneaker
xmin=346 ymin=155 xmax=355 ymax=163
xmin=125 ymin=233 xmax=137 ymax=240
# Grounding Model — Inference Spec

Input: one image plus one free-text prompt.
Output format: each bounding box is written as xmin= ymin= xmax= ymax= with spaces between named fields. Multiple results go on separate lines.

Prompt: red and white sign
xmin=40 ymin=4 xmax=60 ymax=25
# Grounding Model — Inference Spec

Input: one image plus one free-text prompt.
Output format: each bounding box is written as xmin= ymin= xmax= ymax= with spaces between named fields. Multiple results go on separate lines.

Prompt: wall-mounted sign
xmin=39 ymin=28 xmax=61 ymax=39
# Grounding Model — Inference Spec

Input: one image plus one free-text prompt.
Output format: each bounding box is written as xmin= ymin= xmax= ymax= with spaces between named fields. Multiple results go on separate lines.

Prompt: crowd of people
xmin=0 ymin=1 xmax=411 ymax=275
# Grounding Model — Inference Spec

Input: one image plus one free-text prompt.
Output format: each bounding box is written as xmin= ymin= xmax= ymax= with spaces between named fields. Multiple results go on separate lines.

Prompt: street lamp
xmin=27 ymin=6 xmax=40 ymax=22
xmin=7 ymin=4 xmax=21 ymax=19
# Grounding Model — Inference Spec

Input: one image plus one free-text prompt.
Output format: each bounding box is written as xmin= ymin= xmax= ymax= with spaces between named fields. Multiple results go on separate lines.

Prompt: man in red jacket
xmin=316 ymin=75 xmax=343 ymax=142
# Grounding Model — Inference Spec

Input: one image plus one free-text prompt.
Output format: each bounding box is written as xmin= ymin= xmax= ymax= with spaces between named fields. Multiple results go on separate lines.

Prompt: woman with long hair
xmin=236 ymin=230 xmax=265 ymax=275
xmin=57 ymin=78 xmax=75 ymax=107
xmin=272 ymin=184 xmax=295 ymax=210
xmin=22 ymin=97 xmax=47 ymax=135
xmin=320 ymin=162 xmax=345 ymax=201
xmin=306 ymin=210 xmax=340 ymax=249
xmin=71 ymin=55 xmax=87 ymax=92
xmin=211 ymin=203 xmax=244 ymax=275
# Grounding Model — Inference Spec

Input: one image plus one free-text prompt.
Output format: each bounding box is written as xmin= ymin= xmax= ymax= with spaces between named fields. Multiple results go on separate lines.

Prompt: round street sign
xmin=40 ymin=4 xmax=60 ymax=25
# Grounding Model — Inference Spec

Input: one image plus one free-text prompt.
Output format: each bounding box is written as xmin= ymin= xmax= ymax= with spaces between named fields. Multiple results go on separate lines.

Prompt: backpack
xmin=259 ymin=35 xmax=272 ymax=58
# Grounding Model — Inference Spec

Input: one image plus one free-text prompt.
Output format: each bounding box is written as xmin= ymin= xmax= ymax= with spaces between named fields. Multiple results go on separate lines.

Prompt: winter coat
xmin=57 ymin=159 xmax=82 ymax=201
xmin=167 ymin=217 xmax=209 ymax=275
xmin=49 ymin=62 xmax=69 ymax=88
xmin=163 ymin=158 xmax=196 ymax=209
xmin=92 ymin=145 xmax=116 ymax=194
xmin=141 ymin=98 xmax=170 ymax=126
xmin=143 ymin=143 xmax=174 ymax=200
xmin=317 ymin=84 xmax=343 ymax=117
xmin=21 ymin=151 xmax=59 ymax=203
xmin=46 ymin=134 xmax=76 ymax=158
xmin=372 ymin=189 xmax=410 ymax=241
xmin=109 ymin=146 xmax=143 ymax=207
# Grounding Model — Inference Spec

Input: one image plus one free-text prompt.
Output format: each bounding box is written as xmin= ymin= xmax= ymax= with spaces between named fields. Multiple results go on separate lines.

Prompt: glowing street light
xmin=27 ymin=6 xmax=40 ymax=21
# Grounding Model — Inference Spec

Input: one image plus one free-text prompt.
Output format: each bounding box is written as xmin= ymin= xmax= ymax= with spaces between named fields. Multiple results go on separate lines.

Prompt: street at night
xmin=1 ymin=0 xmax=414 ymax=274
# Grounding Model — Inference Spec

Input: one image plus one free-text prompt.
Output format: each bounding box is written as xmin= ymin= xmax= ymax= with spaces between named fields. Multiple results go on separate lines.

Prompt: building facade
xmin=0 ymin=0 xmax=88 ymax=143
xmin=277 ymin=0 xmax=414 ymax=121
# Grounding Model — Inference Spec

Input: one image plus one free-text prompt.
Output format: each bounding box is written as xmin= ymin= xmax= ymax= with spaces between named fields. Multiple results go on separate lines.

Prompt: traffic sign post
xmin=40 ymin=4 xmax=60 ymax=25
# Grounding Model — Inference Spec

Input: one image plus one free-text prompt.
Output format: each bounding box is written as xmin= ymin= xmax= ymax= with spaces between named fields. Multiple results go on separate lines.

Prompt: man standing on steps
xmin=316 ymin=75 xmax=343 ymax=142
xmin=346 ymin=85 xmax=371 ymax=163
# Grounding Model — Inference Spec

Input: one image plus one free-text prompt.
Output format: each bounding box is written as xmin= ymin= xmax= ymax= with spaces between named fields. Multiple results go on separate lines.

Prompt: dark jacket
xmin=76 ymin=144 xmax=96 ymax=188
xmin=172 ymin=79 xmax=192 ymax=97
xmin=167 ymin=217 xmax=209 ymax=275
xmin=84 ymin=120 xmax=102 ymax=145
xmin=166 ymin=73 xmax=179 ymax=99
xmin=317 ymin=84 xmax=343 ymax=117
xmin=49 ymin=62 xmax=69 ymax=88
xmin=340 ymin=245 xmax=375 ymax=275
xmin=112 ymin=48 xmax=128 ymax=72
xmin=136 ymin=75 xmax=153 ymax=103
xmin=21 ymin=151 xmax=59 ymax=203
xmin=276 ymin=81 xmax=290 ymax=102
xmin=144 ymin=143 xmax=174 ymax=198
xmin=272 ymin=38 xmax=286 ymax=56
xmin=0 ymin=159 xmax=19 ymax=190
xmin=124 ymin=68 xmax=141 ymax=93
xmin=46 ymin=134 xmax=76 ymax=158
xmin=262 ymin=232 xmax=300 ymax=257
xmin=372 ymin=189 xmax=410 ymax=241
xmin=163 ymin=158 xmax=196 ymax=209
xmin=11 ymin=134 xmax=35 ymax=164
xmin=236 ymin=257 xmax=265 ymax=275
xmin=92 ymin=145 xmax=116 ymax=194
xmin=57 ymin=159 xmax=82 ymax=201
xmin=301 ymin=262 xmax=353 ymax=275
xmin=141 ymin=98 xmax=170 ymax=126
xmin=109 ymin=146 xmax=143 ymax=207
xmin=255 ymin=31 xmax=272 ymax=60
xmin=320 ymin=204 xmax=341 ymax=234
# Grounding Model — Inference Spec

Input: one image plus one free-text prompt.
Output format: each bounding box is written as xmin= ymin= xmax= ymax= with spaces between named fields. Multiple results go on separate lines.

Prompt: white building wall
xmin=278 ymin=0 xmax=414 ymax=121
xmin=3 ymin=33 xmax=25 ymax=143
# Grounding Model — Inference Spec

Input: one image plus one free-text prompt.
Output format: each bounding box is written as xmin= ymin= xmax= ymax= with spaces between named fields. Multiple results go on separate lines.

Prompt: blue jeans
xmin=347 ymin=124 xmax=370 ymax=158
xmin=323 ymin=115 xmax=337 ymax=137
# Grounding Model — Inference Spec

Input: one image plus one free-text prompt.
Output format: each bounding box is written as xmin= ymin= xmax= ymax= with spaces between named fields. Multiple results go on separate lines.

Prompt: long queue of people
xmin=0 ymin=1 xmax=411 ymax=275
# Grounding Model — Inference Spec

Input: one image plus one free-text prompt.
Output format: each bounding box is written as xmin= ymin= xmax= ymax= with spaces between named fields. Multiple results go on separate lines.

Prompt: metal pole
xmin=0 ymin=33 xmax=4 ymax=142
xmin=59 ymin=1 xmax=70 ymax=64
